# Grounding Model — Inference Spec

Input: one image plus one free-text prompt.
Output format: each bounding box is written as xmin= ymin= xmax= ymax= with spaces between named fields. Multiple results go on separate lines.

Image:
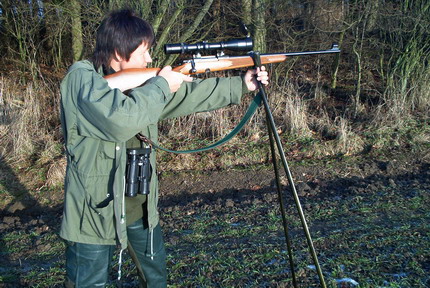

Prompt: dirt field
xmin=1 ymin=148 xmax=429 ymax=287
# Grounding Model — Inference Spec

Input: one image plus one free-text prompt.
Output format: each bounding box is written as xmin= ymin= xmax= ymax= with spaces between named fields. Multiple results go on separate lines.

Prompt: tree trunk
xmin=331 ymin=31 xmax=344 ymax=89
xmin=139 ymin=0 xmax=155 ymax=19
xmin=242 ymin=0 xmax=252 ymax=26
xmin=365 ymin=0 xmax=379 ymax=32
xmin=70 ymin=0 xmax=83 ymax=62
xmin=212 ymin=0 xmax=222 ymax=34
xmin=165 ymin=0 xmax=215 ymax=65
xmin=151 ymin=0 xmax=170 ymax=35
xmin=153 ymin=3 xmax=185 ymax=66
xmin=253 ymin=0 xmax=267 ymax=53
xmin=352 ymin=25 xmax=364 ymax=115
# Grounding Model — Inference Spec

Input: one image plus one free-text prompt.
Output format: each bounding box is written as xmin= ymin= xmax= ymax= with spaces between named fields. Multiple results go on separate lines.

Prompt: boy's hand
xmin=159 ymin=66 xmax=193 ymax=93
xmin=244 ymin=66 xmax=269 ymax=91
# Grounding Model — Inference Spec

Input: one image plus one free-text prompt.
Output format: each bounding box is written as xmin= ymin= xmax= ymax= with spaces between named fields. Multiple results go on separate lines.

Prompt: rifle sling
xmin=138 ymin=92 xmax=262 ymax=154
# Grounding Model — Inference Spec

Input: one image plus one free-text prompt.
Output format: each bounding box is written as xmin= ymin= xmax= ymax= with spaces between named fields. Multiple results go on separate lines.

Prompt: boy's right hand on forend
xmin=158 ymin=66 xmax=193 ymax=93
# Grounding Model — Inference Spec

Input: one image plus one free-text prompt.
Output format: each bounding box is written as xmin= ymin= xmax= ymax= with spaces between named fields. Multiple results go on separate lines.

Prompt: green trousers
xmin=65 ymin=220 xmax=167 ymax=288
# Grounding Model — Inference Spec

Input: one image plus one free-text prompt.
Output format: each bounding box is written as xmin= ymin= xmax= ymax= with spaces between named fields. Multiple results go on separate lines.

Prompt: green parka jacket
xmin=59 ymin=60 xmax=247 ymax=250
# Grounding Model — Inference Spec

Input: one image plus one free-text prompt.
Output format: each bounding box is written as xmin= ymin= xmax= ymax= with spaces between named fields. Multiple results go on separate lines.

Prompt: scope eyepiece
xmin=164 ymin=38 xmax=253 ymax=54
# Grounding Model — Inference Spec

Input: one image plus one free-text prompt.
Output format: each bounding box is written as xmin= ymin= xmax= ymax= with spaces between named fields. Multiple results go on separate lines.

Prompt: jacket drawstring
xmin=145 ymin=227 xmax=155 ymax=260
xmin=117 ymin=248 xmax=125 ymax=281
xmin=121 ymin=176 xmax=126 ymax=224
xmin=117 ymin=176 xmax=126 ymax=282
xmin=150 ymin=228 xmax=154 ymax=260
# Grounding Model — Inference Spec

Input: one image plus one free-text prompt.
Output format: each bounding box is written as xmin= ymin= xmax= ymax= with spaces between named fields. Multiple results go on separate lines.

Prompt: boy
xmin=60 ymin=9 xmax=268 ymax=287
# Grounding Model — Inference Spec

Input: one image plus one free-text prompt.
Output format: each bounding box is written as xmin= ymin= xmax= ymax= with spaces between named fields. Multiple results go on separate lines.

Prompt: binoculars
xmin=125 ymin=147 xmax=152 ymax=197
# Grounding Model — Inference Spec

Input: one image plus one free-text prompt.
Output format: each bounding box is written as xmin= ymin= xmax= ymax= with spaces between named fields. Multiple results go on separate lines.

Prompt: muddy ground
xmin=1 ymin=148 xmax=429 ymax=287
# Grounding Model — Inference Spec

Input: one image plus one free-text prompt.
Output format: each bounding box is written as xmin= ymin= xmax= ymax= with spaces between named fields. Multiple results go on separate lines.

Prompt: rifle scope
xmin=164 ymin=38 xmax=253 ymax=54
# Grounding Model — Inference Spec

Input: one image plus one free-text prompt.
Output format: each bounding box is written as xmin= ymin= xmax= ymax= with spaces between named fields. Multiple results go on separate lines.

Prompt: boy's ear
xmin=113 ymin=50 xmax=123 ymax=62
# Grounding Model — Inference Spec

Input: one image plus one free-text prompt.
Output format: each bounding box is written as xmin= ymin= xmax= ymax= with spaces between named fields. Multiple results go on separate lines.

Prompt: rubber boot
xmin=127 ymin=219 xmax=167 ymax=288
xmin=65 ymin=241 xmax=115 ymax=287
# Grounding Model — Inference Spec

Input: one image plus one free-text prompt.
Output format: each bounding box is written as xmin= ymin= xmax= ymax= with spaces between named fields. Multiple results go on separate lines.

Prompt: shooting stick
xmin=251 ymin=52 xmax=327 ymax=288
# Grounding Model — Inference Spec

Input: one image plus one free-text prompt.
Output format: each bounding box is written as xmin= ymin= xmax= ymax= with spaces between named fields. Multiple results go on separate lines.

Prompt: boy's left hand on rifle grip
xmin=244 ymin=66 xmax=269 ymax=92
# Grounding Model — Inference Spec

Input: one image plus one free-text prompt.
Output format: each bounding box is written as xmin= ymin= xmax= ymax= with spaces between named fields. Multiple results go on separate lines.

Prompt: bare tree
xmin=151 ymin=0 xmax=170 ymax=34
xmin=163 ymin=0 xmax=215 ymax=66
xmin=242 ymin=0 xmax=252 ymax=26
xmin=69 ymin=0 xmax=83 ymax=62
xmin=253 ymin=0 xmax=267 ymax=52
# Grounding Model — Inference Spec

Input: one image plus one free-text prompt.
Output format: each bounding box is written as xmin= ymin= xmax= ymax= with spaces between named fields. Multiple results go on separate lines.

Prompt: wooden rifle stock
xmin=104 ymin=45 xmax=340 ymax=92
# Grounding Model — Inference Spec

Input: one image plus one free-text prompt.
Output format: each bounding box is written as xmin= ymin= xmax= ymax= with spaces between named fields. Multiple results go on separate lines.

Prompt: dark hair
xmin=92 ymin=9 xmax=154 ymax=70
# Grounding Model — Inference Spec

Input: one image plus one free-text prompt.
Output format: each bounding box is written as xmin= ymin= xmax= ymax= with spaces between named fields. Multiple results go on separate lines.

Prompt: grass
xmin=0 ymin=229 xmax=65 ymax=286
xmin=156 ymin=181 xmax=429 ymax=287
xmin=1 ymin=167 xmax=429 ymax=287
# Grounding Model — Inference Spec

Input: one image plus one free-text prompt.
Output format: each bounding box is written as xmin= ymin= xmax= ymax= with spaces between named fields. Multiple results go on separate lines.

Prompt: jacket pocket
xmin=99 ymin=141 xmax=116 ymax=159
xmin=94 ymin=141 xmax=116 ymax=175
xmin=80 ymin=192 xmax=116 ymax=240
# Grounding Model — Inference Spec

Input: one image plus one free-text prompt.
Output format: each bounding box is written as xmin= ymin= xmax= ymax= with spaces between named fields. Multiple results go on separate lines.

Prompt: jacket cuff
xmin=230 ymin=76 xmax=246 ymax=105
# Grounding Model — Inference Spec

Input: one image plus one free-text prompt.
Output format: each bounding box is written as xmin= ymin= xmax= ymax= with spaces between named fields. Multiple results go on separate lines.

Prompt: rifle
xmin=104 ymin=38 xmax=340 ymax=92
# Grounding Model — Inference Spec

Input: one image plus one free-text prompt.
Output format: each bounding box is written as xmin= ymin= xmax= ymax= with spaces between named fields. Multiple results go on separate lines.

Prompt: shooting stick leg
xmin=265 ymin=110 xmax=298 ymax=287
xmin=251 ymin=52 xmax=327 ymax=288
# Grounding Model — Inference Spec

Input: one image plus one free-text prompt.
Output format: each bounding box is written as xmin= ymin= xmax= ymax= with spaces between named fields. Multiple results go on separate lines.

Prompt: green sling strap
xmin=140 ymin=92 xmax=262 ymax=154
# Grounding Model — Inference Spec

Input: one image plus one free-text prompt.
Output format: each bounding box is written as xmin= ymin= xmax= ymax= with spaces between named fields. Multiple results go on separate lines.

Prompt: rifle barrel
xmin=274 ymin=44 xmax=340 ymax=57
